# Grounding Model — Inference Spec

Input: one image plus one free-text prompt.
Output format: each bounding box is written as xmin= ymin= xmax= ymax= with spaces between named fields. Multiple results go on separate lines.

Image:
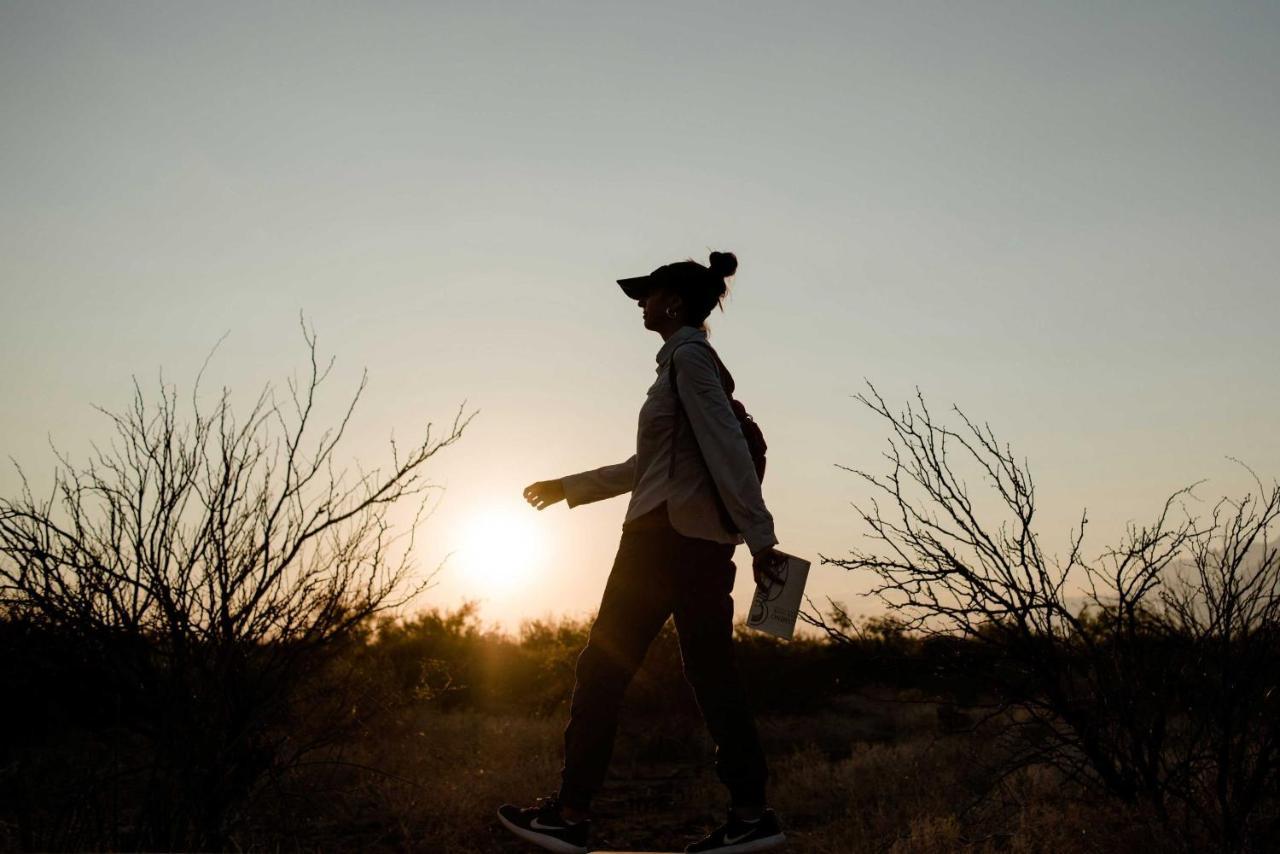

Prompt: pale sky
xmin=3 ymin=1 xmax=1278 ymax=631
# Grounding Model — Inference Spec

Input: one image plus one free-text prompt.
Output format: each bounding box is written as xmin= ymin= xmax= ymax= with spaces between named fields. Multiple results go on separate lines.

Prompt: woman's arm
xmin=559 ymin=454 xmax=638 ymax=508
xmin=672 ymin=344 xmax=778 ymax=555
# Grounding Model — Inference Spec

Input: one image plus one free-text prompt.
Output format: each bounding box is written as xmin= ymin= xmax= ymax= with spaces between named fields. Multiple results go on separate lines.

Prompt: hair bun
xmin=708 ymin=251 xmax=738 ymax=279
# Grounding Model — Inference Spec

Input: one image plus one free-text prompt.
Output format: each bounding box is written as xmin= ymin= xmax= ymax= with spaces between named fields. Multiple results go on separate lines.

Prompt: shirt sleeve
xmin=672 ymin=344 xmax=779 ymax=555
xmin=560 ymin=454 xmax=637 ymax=508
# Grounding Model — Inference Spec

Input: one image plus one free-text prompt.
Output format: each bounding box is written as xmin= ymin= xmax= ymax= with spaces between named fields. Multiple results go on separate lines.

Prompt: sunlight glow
xmin=458 ymin=504 xmax=548 ymax=596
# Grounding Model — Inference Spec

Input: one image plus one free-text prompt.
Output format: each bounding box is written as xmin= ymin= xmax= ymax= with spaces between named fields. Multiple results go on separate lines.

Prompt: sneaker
xmin=497 ymin=794 xmax=591 ymax=854
xmin=685 ymin=807 xmax=786 ymax=852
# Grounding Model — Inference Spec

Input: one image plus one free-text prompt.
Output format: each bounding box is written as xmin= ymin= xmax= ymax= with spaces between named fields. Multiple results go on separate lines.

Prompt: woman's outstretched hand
xmin=752 ymin=547 xmax=788 ymax=587
xmin=523 ymin=479 xmax=566 ymax=510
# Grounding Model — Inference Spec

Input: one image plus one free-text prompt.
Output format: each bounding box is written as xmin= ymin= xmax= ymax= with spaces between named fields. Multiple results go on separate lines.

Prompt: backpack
xmin=666 ymin=340 xmax=768 ymax=533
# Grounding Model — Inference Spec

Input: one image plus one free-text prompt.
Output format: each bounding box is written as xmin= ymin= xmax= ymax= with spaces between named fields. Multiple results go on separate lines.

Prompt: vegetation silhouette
xmin=807 ymin=382 xmax=1280 ymax=853
xmin=0 ymin=316 xmax=474 ymax=849
xmin=2 ymin=366 xmax=1277 ymax=852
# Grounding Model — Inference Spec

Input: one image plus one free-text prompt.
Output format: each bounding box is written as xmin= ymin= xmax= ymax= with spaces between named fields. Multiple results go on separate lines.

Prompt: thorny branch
xmin=804 ymin=381 xmax=1279 ymax=853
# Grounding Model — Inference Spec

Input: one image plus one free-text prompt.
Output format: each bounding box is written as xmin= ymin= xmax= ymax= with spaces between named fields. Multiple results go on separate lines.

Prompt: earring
xmin=665 ymin=307 xmax=678 ymax=319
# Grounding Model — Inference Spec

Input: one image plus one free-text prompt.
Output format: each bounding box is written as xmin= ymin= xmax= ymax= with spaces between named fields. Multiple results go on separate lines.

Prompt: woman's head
xmin=626 ymin=251 xmax=738 ymax=336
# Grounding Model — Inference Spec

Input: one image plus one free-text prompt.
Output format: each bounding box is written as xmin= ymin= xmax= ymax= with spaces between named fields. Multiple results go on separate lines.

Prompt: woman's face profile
xmin=638 ymin=286 xmax=683 ymax=332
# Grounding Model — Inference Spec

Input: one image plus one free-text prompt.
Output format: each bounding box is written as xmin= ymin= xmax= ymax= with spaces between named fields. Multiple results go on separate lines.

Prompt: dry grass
xmin=253 ymin=689 xmax=1160 ymax=853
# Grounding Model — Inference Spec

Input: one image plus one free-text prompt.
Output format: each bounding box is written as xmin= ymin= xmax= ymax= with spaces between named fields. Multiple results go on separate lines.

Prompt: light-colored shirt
xmin=559 ymin=325 xmax=779 ymax=555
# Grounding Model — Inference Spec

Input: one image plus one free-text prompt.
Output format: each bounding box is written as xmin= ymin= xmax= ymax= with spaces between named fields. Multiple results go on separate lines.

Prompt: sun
xmin=458 ymin=503 xmax=548 ymax=595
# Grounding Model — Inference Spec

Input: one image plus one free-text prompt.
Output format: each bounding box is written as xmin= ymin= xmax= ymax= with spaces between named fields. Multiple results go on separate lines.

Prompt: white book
xmin=746 ymin=550 xmax=811 ymax=640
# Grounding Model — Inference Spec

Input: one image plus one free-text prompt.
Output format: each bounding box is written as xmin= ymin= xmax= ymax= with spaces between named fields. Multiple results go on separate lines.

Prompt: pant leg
xmin=558 ymin=526 xmax=677 ymax=811
xmin=671 ymin=536 xmax=770 ymax=809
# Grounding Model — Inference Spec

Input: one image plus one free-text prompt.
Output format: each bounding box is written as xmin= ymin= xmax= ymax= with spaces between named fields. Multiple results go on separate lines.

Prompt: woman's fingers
xmin=523 ymin=480 xmax=561 ymax=510
xmin=753 ymin=550 xmax=786 ymax=585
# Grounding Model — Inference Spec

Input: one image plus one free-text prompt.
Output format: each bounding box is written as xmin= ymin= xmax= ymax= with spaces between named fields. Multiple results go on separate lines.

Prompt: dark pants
xmin=557 ymin=502 xmax=769 ymax=812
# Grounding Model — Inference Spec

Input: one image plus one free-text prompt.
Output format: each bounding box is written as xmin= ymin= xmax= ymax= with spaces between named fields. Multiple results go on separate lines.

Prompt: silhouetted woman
xmin=498 ymin=251 xmax=788 ymax=853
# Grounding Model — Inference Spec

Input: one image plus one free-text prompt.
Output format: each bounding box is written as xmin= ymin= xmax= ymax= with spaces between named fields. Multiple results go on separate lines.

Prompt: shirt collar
xmin=654 ymin=325 xmax=706 ymax=371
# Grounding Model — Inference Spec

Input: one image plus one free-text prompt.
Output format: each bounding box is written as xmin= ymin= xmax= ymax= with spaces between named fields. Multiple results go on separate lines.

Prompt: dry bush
xmin=0 ymin=317 xmax=474 ymax=850
xmin=807 ymin=383 xmax=1280 ymax=852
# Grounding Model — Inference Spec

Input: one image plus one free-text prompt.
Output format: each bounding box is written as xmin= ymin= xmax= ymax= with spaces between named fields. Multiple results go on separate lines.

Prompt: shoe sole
xmin=497 ymin=809 xmax=589 ymax=854
xmin=687 ymin=831 xmax=786 ymax=853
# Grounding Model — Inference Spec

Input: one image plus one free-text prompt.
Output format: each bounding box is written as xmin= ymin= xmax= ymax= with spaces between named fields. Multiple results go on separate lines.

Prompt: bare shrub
xmin=0 ymin=317 xmax=475 ymax=849
xmin=806 ymin=383 xmax=1280 ymax=853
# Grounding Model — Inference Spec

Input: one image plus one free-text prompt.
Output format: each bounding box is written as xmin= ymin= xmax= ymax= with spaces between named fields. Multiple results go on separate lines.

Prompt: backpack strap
xmin=666 ymin=339 xmax=731 ymax=480
xmin=666 ymin=339 xmax=742 ymax=533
